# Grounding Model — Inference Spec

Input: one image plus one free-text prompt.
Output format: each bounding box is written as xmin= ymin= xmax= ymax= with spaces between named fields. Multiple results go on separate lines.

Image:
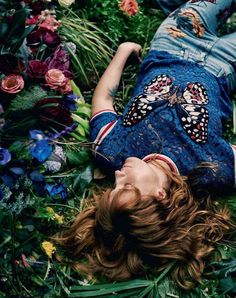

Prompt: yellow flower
xmin=46 ymin=207 xmax=54 ymax=214
xmin=41 ymin=241 xmax=56 ymax=258
xmin=54 ymin=213 xmax=64 ymax=224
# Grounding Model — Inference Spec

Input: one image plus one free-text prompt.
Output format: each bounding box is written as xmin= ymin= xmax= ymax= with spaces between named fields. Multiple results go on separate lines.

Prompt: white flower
xmin=43 ymin=145 xmax=66 ymax=173
xmin=58 ymin=0 xmax=75 ymax=7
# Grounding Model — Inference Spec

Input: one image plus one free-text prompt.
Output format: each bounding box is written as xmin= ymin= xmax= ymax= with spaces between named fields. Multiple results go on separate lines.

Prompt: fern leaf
xmin=9 ymin=85 xmax=48 ymax=111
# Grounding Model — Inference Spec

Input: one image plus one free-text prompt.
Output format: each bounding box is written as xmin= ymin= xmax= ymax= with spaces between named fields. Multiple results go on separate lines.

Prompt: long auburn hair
xmin=56 ymin=162 xmax=233 ymax=289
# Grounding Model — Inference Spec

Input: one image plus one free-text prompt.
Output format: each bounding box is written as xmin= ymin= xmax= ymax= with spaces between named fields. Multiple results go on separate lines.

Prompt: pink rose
xmin=38 ymin=15 xmax=60 ymax=32
xmin=45 ymin=69 xmax=67 ymax=90
xmin=59 ymin=80 xmax=72 ymax=94
xmin=1 ymin=75 xmax=24 ymax=94
xmin=26 ymin=60 xmax=48 ymax=78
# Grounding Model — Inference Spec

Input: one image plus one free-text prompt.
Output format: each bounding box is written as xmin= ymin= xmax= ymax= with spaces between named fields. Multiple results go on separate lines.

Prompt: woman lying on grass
xmin=58 ymin=0 xmax=236 ymax=289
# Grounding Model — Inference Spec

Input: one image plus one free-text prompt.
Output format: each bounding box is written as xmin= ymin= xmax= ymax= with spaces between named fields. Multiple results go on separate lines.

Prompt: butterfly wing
xmin=177 ymin=104 xmax=209 ymax=143
xmin=123 ymin=74 xmax=172 ymax=126
xmin=183 ymin=82 xmax=208 ymax=104
xmin=177 ymin=82 xmax=209 ymax=144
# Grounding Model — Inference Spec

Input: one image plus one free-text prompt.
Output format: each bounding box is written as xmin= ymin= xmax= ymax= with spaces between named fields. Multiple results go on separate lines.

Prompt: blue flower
xmin=45 ymin=183 xmax=68 ymax=200
xmin=30 ymin=171 xmax=44 ymax=182
xmin=30 ymin=140 xmax=52 ymax=163
xmin=63 ymin=94 xmax=78 ymax=111
xmin=0 ymin=148 xmax=11 ymax=165
xmin=30 ymin=130 xmax=47 ymax=141
xmin=1 ymin=174 xmax=16 ymax=188
xmin=9 ymin=167 xmax=25 ymax=175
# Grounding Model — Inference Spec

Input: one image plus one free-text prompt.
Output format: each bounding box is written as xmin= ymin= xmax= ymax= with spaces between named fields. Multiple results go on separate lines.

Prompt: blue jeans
xmin=151 ymin=0 xmax=236 ymax=91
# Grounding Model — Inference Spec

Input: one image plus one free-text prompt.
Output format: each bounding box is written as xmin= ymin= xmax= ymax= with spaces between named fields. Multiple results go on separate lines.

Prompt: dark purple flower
xmin=41 ymin=28 xmax=61 ymax=48
xmin=26 ymin=60 xmax=48 ymax=78
xmin=0 ymin=54 xmax=25 ymax=75
xmin=45 ymin=46 xmax=71 ymax=72
xmin=45 ymin=183 xmax=68 ymax=200
xmin=48 ymin=123 xmax=77 ymax=140
xmin=26 ymin=28 xmax=61 ymax=49
xmin=35 ymin=98 xmax=73 ymax=130
xmin=24 ymin=1 xmax=46 ymax=15
xmin=0 ymin=148 xmax=11 ymax=165
xmin=26 ymin=29 xmax=42 ymax=47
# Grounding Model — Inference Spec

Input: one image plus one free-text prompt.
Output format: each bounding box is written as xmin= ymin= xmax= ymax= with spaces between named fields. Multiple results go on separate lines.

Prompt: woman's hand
xmin=117 ymin=42 xmax=142 ymax=58
xmin=91 ymin=42 xmax=142 ymax=116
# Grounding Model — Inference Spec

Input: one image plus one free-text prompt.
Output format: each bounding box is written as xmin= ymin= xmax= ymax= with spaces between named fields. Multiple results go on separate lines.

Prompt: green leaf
xmin=219 ymin=277 xmax=236 ymax=295
xmin=9 ymin=85 xmax=48 ymax=111
xmin=66 ymin=150 xmax=90 ymax=166
xmin=69 ymin=279 xmax=151 ymax=297
xmin=209 ymin=258 xmax=236 ymax=278
xmin=72 ymin=164 xmax=93 ymax=191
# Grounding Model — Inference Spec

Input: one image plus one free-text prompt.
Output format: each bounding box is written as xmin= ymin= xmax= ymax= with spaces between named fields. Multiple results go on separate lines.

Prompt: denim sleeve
xmin=89 ymin=111 xmax=119 ymax=142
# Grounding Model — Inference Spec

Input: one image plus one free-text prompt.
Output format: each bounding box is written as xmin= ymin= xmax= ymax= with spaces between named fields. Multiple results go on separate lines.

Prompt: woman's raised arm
xmin=91 ymin=42 xmax=142 ymax=116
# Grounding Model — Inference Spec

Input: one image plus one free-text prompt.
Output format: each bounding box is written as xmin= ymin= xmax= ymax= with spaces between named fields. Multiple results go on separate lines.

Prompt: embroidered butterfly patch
xmin=123 ymin=74 xmax=209 ymax=144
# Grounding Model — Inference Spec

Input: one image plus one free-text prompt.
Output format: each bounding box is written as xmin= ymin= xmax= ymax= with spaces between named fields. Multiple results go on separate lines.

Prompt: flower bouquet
xmin=0 ymin=1 xmax=98 ymax=294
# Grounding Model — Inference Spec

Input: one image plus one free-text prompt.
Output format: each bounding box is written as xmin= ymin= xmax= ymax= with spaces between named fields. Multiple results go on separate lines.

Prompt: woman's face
xmin=110 ymin=157 xmax=171 ymax=200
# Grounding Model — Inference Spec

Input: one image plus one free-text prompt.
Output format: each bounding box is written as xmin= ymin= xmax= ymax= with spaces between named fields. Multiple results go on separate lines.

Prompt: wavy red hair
xmin=56 ymin=166 xmax=233 ymax=289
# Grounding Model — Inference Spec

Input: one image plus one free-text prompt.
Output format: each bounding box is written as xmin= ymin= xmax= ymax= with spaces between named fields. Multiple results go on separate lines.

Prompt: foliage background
xmin=0 ymin=0 xmax=236 ymax=297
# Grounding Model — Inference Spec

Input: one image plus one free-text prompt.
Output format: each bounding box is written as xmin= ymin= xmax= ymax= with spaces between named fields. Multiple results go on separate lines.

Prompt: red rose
xmin=36 ymin=98 xmax=73 ymax=129
xmin=1 ymin=75 xmax=24 ymax=94
xmin=27 ymin=28 xmax=61 ymax=49
xmin=26 ymin=60 xmax=48 ymax=79
xmin=26 ymin=15 xmax=40 ymax=25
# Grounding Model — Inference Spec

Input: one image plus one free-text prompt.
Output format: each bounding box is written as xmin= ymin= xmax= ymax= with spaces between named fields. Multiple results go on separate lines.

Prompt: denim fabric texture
xmin=151 ymin=0 xmax=236 ymax=91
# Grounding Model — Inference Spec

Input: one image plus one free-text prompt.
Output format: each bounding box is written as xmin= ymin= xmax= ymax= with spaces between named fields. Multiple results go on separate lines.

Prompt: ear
xmin=156 ymin=187 xmax=167 ymax=200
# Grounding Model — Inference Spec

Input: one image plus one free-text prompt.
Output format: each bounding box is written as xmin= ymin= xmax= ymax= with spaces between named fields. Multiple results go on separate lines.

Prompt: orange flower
xmin=119 ymin=0 xmax=139 ymax=16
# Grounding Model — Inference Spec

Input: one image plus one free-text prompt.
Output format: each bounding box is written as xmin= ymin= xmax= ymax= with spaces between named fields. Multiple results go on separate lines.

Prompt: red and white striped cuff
xmin=93 ymin=120 xmax=118 ymax=151
xmin=90 ymin=109 xmax=117 ymax=122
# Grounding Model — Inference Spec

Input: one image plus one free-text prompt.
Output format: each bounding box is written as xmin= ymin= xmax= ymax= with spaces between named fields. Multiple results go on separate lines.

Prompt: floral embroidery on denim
xmin=167 ymin=26 xmax=186 ymax=38
xmin=170 ymin=8 xmax=205 ymax=37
